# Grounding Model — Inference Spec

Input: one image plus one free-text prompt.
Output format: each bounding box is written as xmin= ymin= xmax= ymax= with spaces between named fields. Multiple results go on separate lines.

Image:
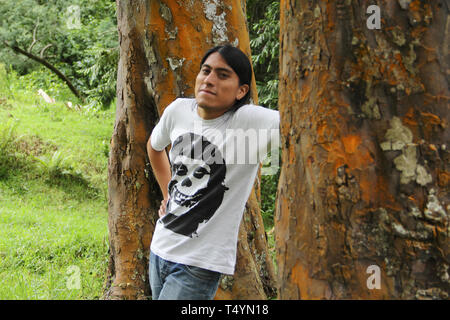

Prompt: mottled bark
xmin=276 ymin=0 xmax=449 ymax=299
xmin=103 ymin=0 xmax=161 ymax=300
xmin=105 ymin=0 xmax=276 ymax=300
xmin=215 ymin=190 xmax=277 ymax=299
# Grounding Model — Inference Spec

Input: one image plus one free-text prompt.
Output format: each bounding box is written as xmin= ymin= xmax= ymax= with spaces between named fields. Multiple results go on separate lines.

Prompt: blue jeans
xmin=149 ymin=251 xmax=221 ymax=300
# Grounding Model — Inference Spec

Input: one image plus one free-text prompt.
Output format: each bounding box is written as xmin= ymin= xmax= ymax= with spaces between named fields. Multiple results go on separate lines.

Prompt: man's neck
xmin=197 ymin=105 xmax=231 ymax=120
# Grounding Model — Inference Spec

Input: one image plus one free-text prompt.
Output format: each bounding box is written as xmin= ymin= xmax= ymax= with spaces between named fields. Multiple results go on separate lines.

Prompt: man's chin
xmin=196 ymin=101 xmax=232 ymax=112
xmin=195 ymin=97 xmax=214 ymax=109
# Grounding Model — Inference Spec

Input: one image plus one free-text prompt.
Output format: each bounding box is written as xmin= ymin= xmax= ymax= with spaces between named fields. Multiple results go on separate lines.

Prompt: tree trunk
xmin=103 ymin=0 xmax=161 ymax=300
xmin=104 ymin=0 xmax=276 ymax=300
xmin=276 ymin=0 xmax=449 ymax=299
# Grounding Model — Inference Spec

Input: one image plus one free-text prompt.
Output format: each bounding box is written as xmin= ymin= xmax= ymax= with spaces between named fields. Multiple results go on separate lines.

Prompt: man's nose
xmin=203 ymin=72 xmax=216 ymax=85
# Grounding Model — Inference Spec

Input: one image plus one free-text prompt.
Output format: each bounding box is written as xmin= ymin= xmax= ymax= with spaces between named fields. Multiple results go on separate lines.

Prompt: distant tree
xmin=0 ymin=0 xmax=117 ymax=107
xmin=248 ymin=0 xmax=279 ymax=110
xmin=247 ymin=0 xmax=280 ymax=233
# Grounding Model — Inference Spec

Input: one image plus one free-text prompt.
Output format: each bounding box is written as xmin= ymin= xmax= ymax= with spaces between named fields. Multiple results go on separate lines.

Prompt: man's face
xmin=195 ymin=52 xmax=248 ymax=113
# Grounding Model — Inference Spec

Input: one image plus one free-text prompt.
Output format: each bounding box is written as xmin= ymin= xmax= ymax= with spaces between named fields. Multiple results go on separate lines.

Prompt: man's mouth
xmin=199 ymin=89 xmax=216 ymax=95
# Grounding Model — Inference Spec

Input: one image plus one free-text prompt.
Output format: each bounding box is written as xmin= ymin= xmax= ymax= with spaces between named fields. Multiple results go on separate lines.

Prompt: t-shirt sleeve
xmin=258 ymin=107 xmax=280 ymax=161
xmin=150 ymin=102 xmax=174 ymax=151
xmin=235 ymin=105 xmax=280 ymax=162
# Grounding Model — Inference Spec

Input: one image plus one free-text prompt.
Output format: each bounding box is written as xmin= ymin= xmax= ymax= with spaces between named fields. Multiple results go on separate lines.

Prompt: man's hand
xmin=159 ymin=197 xmax=169 ymax=218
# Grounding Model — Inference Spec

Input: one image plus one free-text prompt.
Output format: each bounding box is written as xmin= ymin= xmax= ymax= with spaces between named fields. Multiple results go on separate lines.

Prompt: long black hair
xmin=200 ymin=44 xmax=253 ymax=111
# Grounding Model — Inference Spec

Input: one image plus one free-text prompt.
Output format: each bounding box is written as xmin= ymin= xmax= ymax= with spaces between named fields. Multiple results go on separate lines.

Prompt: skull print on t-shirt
xmin=161 ymin=132 xmax=228 ymax=237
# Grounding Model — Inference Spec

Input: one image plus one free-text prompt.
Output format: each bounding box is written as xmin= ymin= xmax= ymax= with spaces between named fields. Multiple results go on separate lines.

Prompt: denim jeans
xmin=149 ymin=251 xmax=221 ymax=300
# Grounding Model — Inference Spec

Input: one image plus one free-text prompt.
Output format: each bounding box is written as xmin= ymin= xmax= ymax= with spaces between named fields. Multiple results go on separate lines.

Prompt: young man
xmin=147 ymin=45 xmax=279 ymax=300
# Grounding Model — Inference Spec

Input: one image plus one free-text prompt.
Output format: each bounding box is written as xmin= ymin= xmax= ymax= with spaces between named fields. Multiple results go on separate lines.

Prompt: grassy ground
xmin=0 ymin=66 xmax=114 ymax=299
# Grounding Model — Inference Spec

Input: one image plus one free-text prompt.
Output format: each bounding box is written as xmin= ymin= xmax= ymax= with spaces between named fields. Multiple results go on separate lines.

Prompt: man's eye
xmin=218 ymin=73 xmax=228 ymax=79
xmin=193 ymin=167 xmax=210 ymax=179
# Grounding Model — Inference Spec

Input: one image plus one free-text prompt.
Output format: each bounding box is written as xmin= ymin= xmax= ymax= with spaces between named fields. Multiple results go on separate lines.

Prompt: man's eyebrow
xmin=201 ymin=63 xmax=233 ymax=74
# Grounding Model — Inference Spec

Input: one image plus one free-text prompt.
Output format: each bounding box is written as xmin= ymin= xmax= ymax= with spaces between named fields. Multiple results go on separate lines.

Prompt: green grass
xmin=0 ymin=183 xmax=108 ymax=299
xmin=0 ymin=66 xmax=114 ymax=299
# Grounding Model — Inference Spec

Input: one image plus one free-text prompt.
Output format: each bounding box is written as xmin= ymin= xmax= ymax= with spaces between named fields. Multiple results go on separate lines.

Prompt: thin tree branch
xmin=28 ymin=18 xmax=40 ymax=53
xmin=40 ymin=44 xmax=53 ymax=59
xmin=3 ymin=40 xmax=85 ymax=102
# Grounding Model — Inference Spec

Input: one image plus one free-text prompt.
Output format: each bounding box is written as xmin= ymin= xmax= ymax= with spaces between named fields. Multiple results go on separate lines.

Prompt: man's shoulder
xmin=236 ymin=103 xmax=277 ymax=113
xmin=234 ymin=104 xmax=279 ymax=120
xmin=172 ymin=97 xmax=196 ymax=108
xmin=231 ymin=104 xmax=279 ymax=130
xmin=162 ymin=98 xmax=195 ymax=115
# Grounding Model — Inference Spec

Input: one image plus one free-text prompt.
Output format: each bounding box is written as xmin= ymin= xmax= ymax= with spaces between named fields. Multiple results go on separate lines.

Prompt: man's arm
xmin=147 ymin=136 xmax=171 ymax=216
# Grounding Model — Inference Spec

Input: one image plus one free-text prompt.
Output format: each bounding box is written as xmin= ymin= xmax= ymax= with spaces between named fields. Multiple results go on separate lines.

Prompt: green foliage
xmin=247 ymin=0 xmax=281 ymax=236
xmin=0 ymin=119 xmax=22 ymax=179
xmin=34 ymin=150 xmax=74 ymax=179
xmin=68 ymin=1 xmax=119 ymax=109
xmin=260 ymin=170 xmax=280 ymax=230
xmin=0 ymin=63 xmax=17 ymax=99
xmin=248 ymin=0 xmax=280 ymax=110
xmin=19 ymin=66 xmax=78 ymax=103
xmin=0 ymin=119 xmax=18 ymax=153
xmin=0 ymin=0 xmax=118 ymax=108
xmin=0 ymin=64 xmax=8 ymax=95
xmin=77 ymin=45 xmax=119 ymax=110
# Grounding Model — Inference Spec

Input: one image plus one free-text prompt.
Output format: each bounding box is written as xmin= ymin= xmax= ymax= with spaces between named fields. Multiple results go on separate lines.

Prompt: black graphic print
xmin=161 ymin=132 xmax=228 ymax=237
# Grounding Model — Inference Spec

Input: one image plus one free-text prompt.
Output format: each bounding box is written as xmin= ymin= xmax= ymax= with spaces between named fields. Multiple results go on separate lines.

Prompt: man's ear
xmin=236 ymin=84 xmax=249 ymax=100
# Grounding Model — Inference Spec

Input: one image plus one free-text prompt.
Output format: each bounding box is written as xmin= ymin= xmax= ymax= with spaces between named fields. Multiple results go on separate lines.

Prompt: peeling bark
xmin=103 ymin=0 xmax=161 ymax=300
xmin=105 ymin=0 xmax=276 ymax=300
xmin=276 ymin=0 xmax=449 ymax=299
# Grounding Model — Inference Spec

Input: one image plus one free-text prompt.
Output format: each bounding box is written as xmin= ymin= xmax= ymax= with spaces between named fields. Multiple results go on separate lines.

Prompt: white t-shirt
xmin=150 ymin=98 xmax=279 ymax=274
